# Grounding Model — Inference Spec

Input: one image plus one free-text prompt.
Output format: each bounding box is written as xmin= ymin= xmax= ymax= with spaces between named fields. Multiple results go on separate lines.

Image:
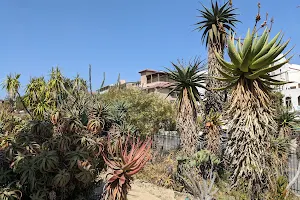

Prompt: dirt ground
xmin=128 ymin=180 xmax=191 ymax=200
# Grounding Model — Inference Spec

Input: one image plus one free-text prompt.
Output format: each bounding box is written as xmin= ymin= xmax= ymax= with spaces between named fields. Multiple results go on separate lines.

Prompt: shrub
xmin=100 ymin=88 xmax=176 ymax=135
xmin=0 ymin=70 xmax=111 ymax=199
xmin=0 ymin=102 xmax=105 ymax=199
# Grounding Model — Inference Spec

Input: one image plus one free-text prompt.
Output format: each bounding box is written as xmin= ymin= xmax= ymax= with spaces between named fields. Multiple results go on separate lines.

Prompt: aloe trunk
xmin=205 ymin=45 xmax=226 ymax=115
xmin=225 ymin=79 xmax=277 ymax=198
xmin=177 ymin=88 xmax=198 ymax=156
xmin=206 ymin=124 xmax=221 ymax=155
xmin=204 ymin=45 xmax=226 ymax=155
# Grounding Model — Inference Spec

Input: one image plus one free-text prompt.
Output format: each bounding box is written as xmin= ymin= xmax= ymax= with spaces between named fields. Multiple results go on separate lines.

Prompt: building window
xmin=152 ymin=74 xmax=158 ymax=82
xmin=298 ymin=96 xmax=300 ymax=106
xmin=159 ymin=75 xmax=167 ymax=82
xmin=147 ymin=75 xmax=151 ymax=84
xmin=285 ymin=72 xmax=289 ymax=81
xmin=286 ymin=97 xmax=292 ymax=108
xmin=298 ymin=83 xmax=300 ymax=88
xmin=290 ymin=86 xmax=297 ymax=89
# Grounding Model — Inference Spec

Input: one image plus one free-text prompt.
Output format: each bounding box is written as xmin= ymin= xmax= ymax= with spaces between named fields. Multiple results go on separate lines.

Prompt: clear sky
xmin=0 ymin=0 xmax=299 ymax=98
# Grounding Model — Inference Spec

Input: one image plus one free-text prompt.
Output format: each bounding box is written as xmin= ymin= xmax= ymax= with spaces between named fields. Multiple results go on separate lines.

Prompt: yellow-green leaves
xmin=214 ymin=28 xmax=292 ymax=89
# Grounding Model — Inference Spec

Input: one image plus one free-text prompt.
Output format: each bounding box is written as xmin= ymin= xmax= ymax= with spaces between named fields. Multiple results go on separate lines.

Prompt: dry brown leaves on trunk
xmin=225 ymin=79 xmax=277 ymax=198
xmin=177 ymin=88 xmax=198 ymax=156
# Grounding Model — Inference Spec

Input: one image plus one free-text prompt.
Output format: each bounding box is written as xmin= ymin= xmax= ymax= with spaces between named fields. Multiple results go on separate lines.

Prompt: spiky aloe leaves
xmin=165 ymin=60 xmax=207 ymax=112
xmin=214 ymin=29 xmax=293 ymax=90
xmin=195 ymin=1 xmax=239 ymax=48
xmin=102 ymin=135 xmax=152 ymax=200
xmin=53 ymin=169 xmax=71 ymax=188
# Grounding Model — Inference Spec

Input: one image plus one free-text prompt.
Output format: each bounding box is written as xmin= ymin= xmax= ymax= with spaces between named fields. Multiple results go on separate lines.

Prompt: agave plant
xmin=179 ymin=164 xmax=218 ymax=200
xmin=166 ymin=59 xmax=206 ymax=155
xmin=214 ymin=28 xmax=292 ymax=197
xmin=102 ymin=135 xmax=152 ymax=200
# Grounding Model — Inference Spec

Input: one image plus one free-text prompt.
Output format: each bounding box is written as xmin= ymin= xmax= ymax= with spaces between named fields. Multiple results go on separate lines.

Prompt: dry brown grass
xmin=135 ymin=151 xmax=182 ymax=190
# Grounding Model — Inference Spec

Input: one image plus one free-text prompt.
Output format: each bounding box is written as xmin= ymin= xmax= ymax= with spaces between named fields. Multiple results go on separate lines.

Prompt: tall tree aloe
xmin=166 ymin=60 xmax=206 ymax=155
xmin=195 ymin=1 xmax=239 ymax=114
xmin=214 ymin=29 xmax=292 ymax=197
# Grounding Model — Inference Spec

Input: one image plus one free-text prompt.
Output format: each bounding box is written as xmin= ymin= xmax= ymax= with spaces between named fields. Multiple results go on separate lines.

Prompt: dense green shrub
xmin=0 ymin=69 xmax=129 ymax=199
xmin=100 ymin=87 xmax=176 ymax=135
xmin=0 ymin=93 xmax=106 ymax=199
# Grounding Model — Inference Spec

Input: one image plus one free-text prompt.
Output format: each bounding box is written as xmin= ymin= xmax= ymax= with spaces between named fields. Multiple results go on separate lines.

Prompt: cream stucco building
xmin=138 ymin=69 xmax=177 ymax=102
xmin=98 ymin=69 xmax=177 ymax=102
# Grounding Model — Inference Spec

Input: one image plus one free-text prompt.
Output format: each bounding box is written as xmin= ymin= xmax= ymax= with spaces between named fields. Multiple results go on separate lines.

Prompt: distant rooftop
xmin=138 ymin=69 xmax=157 ymax=73
xmin=138 ymin=69 xmax=167 ymax=74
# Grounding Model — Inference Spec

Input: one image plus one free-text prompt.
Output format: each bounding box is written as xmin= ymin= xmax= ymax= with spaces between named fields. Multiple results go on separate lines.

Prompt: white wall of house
xmin=196 ymin=56 xmax=300 ymax=111
xmin=271 ymin=55 xmax=300 ymax=111
xmin=197 ymin=69 xmax=208 ymax=99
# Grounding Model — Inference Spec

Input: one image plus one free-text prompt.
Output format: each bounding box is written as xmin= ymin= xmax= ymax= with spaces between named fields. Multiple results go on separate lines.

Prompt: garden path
xmin=128 ymin=180 xmax=189 ymax=200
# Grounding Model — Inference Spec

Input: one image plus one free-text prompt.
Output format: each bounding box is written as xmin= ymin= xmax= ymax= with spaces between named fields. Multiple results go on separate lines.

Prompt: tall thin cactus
xmin=89 ymin=64 xmax=93 ymax=95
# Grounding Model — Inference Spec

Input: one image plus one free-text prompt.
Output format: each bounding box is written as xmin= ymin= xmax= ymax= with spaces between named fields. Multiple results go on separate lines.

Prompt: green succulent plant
xmin=36 ymin=150 xmax=59 ymax=172
xmin=0 ymin=187 xmax=22 ymax=200
xmin=166 ymin=59 xmax=206 ymax=155
xmin=190 ymin=150 xmax=220 ymax=167
xmin=214 ymin=28 xmax=292 ymax=197
xmin=277 ymin=109 xmax=300 ymax=137
xmin=195 ymin=1 xmax=239 ymax=49
xmin=30 ymin=190 xmax=48 ymax=200
xmin=66 ymin=149 xmax=89 ymax=169
xmin=53 ymin=169 xmax=71 ymax=188
xmin=0 ymin=66 xmax=142 ymax=199
xmin=0 ymin=167 xmax=14 ymax=185
xmin=18 ymin=159 xmax=37 ymax=192
xmin=214 ymin=29 xmax=292 ymax=89
xmin=75 ymin=170 xmax=94 ymax=184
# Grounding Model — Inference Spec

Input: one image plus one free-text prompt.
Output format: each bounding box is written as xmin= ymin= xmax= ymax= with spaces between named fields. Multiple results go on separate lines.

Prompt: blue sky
xmin=0 ymin=0 xmax=299 ymax=98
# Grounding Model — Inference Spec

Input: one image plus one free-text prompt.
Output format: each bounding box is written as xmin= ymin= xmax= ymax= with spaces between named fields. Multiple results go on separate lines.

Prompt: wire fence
xmin=289 ymin=153 xmax=300 ymax=194
xmin=152 ymin=132 xmax=300 ymax=195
